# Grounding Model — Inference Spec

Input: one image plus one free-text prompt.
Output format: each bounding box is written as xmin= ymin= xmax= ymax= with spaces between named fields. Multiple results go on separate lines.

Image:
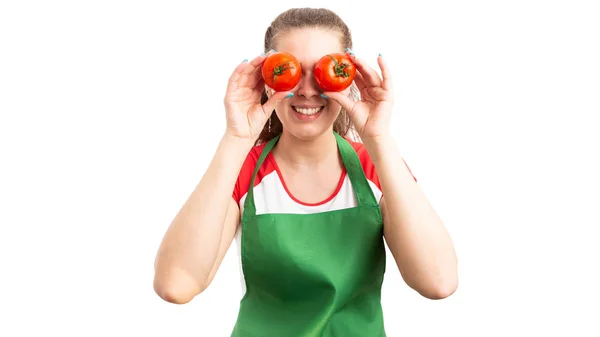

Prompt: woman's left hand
xmin=322 ymin=52 xmax=394 ymax=142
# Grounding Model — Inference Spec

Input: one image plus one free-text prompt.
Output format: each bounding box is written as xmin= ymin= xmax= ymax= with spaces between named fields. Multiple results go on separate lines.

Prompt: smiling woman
xmin=153 ymin=7 xmax=458 ymax=337
xmin=258 ymin=25 xmax=358 ymax=143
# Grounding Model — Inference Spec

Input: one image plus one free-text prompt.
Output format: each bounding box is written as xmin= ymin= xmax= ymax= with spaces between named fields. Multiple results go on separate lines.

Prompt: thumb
xmin=322 ymin=91 xmax=357 ymax=117
xmin=261 ymin=92 xmax=294 ymax=118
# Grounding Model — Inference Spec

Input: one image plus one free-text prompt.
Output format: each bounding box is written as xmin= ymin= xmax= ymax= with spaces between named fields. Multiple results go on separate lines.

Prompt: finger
xmin=240 ymin=49 xmax=278 ymax=88
xmin=322 ymin=91 xmax=367 ymax=128
xmin=321 ymin=91 xmax=357 ymax=117
xmin=241 ymin=50 xmax=273 ymax=76
xmin=261 ymin=91 xmax=294 ymax=119
xmin=263 ymin=48 xmax=277 ymax=57
xmin=238 ymin=54 xmax=269 ymax=89
xmin=377 ymin=54 xmax=393 ymax=91
xmin=252 ymin=74 xmax=266 ymax=94
xmin=227 ymin=59 xmax=250 ymax=93
xmin=347 ymin=52 xmax=382 ymax=88
xmin=353 ymin=71 xmax=367 ymax=92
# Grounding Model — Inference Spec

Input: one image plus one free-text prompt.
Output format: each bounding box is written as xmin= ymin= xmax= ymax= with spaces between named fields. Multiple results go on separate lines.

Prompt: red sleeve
xmin=232 ymin=144 xmax=268 ymax=204
xmin=350 ymin=141 xmax=417 ymax=190
xmin=233 ymin=148 xmax=257 ymax=204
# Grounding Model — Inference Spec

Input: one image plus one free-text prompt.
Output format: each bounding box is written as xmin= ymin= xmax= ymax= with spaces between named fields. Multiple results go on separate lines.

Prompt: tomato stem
xmin=328 ymin=55 xmax=351 ymax=78
xmin=272 ymin=61 xmax=295 ymax=85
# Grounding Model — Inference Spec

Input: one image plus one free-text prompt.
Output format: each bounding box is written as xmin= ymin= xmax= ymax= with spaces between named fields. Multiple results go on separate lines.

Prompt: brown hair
xmin=255 ymin=8 xmax=360 ymax=146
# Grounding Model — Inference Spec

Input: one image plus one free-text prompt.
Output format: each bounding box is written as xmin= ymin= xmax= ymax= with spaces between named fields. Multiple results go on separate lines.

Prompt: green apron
xmin=231 ymin=132 xmax=387 ymax=337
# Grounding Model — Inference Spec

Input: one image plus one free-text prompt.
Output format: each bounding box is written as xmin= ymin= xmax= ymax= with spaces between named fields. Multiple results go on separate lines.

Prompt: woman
xmin=154 ymin=7 xmax=458 ymax=336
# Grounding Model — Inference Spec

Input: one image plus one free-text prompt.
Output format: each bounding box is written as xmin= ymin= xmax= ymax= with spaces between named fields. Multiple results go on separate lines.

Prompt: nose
xmin=295 ymin=69 xmax=320 ymax=98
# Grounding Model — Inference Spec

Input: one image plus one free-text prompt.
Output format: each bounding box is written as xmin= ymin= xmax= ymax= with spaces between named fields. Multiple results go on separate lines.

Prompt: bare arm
xmin=153 ymin=134 xmax=252 ymax=304
xmin=153 ymin=52 xmax=292 ymax=305
xmin=366 ymin=135 xmax=458 ymax=300
xmin=322 ymin=52 xmax=457 ymax=299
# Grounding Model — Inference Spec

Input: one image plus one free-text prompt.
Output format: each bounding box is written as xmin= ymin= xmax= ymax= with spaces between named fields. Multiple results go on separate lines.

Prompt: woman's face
xmin=269 ymin=28 xmax=351 ymax=141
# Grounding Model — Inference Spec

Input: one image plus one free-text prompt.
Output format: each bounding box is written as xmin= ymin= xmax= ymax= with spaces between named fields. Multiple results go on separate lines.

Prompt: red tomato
xmin=314 ymin=53 xmax=356 ymax=92
xmin=261 ymin=52 xmax=302 ymax=92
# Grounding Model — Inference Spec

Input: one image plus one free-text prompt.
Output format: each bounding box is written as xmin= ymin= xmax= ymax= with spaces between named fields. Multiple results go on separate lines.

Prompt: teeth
xmin=294 ymin=107 xmax=322 ymax=115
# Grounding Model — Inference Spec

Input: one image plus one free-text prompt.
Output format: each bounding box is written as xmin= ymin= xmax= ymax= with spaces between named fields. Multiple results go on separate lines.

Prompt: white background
xmin=1 ymin=0 xmax=599 ymax=336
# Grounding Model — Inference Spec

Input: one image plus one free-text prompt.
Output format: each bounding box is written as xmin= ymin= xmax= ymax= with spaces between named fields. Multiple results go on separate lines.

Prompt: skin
xmin=153 ymin=27 xmax=458 ymax=305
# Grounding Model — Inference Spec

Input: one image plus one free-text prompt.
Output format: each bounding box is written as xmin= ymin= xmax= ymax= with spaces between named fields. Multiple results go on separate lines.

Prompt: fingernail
xmin=378 ymin=53 xmax=383 ymax=57
xmin=285 ymin=93 xmax=294 ymax=98
xmin=242 ymin=59 xmax=248 ymax=63
xmin=320 ymin=93 xmax=328 ymax=99
xmin=345 ymin=47 xmax=354 ymax=55
xmin=269 ymin=49 xmax=276 ymax=53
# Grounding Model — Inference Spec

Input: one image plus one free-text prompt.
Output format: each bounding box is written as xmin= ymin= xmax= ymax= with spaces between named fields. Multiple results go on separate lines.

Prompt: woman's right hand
xmin=223 ymin=51 xmax=293 ymax=141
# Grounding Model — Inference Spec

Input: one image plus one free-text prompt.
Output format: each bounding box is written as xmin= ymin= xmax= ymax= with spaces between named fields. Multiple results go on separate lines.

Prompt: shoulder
xmin=232 ymin=142 xmax=276 ymax=204
xmin=343 ymin=136 xmax=417 ymax=185
xmin=344 ymin=137 xmax=382 ymax=189
xmin=345 ymin=137 xmax=372 ymax=165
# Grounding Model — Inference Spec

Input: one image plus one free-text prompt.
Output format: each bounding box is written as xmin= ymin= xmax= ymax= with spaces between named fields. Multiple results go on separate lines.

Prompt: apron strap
xmin=243 ymin=134 xmax=280 ymax=219
xmin=243 ymin=132 xmax=378 ymax=219
xmin=334 ymin=132 xmax=379 ymax=208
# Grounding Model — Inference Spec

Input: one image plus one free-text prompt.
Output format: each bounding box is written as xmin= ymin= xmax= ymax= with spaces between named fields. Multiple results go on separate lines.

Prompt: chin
xmin=287 ymin=126 xmax=329 ymax=141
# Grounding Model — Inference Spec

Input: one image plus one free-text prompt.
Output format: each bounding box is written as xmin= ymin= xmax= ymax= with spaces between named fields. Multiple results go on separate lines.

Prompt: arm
xmin=153 ymin=134 xmax=253 ymax=304
xmin=364 ymin=135 xmax=458 ymax=300
xmin=322 ymin=52 xmax=457 ymax=299
xmin=153 ymin=51 xmax=292 ymax=304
